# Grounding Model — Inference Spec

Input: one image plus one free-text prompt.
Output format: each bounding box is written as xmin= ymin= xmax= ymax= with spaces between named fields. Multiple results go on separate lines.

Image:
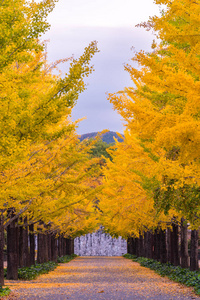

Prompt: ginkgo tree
xmin=0 ymin=0 xmax=100 ymax=286
xmin=100 ymin=0 xmax=200 ymax=269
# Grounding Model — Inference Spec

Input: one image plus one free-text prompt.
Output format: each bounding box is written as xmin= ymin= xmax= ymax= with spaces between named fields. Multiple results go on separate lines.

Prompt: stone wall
xmin=74 ymin=227 xmax=127 ymax=256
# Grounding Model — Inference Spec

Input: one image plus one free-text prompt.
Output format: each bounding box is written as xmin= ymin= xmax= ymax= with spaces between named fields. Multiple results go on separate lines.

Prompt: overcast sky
xmin=44 ymin=0 xmax=161 ymax=134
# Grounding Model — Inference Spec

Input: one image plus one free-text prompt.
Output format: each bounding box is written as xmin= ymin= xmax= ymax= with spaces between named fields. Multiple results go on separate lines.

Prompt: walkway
xmin=5 ymin=257 xmax=200 ymax=300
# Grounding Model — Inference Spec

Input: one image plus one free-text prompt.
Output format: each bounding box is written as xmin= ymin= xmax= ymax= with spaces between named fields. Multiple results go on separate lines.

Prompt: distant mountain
xmin=80 ymin=131 xmax=124 ymax=144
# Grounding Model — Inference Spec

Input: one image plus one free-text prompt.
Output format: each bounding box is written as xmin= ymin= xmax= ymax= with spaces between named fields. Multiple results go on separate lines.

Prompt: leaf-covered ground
xmin=4 ymin=257 xmax=200 ymax=299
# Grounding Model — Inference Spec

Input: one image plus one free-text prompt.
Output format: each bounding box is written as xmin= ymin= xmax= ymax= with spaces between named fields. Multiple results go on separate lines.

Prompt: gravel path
xmin=5 ymin=256 xmax=200 ymax=300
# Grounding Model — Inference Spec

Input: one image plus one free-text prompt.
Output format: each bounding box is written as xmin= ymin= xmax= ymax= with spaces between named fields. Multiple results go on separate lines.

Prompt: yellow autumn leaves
xmin=99 ymin=0 xmax=200 ymax=237
xmin=0 ymin=0 xmax=100 ymax=237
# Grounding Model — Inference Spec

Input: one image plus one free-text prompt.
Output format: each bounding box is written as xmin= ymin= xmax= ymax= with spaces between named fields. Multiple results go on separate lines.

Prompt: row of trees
xmin=100 ymin=0 xmax=200 ymax=271
xmin=0 ymin=0 xmax=102 ymax=286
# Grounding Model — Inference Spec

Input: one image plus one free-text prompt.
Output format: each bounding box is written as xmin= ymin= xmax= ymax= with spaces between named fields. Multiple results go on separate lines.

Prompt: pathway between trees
xmin=6 ymin=257 xmax=200 ymax=300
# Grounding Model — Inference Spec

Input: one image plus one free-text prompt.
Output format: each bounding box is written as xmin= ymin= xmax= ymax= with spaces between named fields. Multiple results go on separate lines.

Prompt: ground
xmin=4 ymin=257 xmax=200 ymax=300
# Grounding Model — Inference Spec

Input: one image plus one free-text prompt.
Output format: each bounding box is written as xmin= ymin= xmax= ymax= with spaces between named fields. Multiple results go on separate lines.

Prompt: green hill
xmin=80 ymin=131 xmax=124 ymax=144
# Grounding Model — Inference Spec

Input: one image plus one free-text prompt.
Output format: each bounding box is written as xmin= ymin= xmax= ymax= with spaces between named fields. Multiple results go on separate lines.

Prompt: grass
xmin=123 ymin=253 xmax=200 ymax=295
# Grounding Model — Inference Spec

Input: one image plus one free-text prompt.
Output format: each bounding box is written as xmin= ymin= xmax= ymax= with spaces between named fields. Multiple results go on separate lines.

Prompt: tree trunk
xmin=132 ymin=238 xmax=136 ymax=256
xmin=146 ymin=232 xmax=153 ymax=259
xmin=48 ymin=234 xmax=52 ymax=261
xmin=18 ymin=218 xmax=30 ymax=267
xmin=19 ymin=223 xmax=24 ymax=267
xmin=160 ymin=229 xmax=167 ymax=263
xmin=170 ymin=223 xmax=180 ymax=266
xmin=173 ymin=223 xmax=180 ymax=266
xmin=37 ymin=232 xmax=44 ymax=264
xmin=58 ymin=236 xmax=62 ymax=257
xmin=139 ymin=234 xmax=144 ymax=257
xmin=143 ymin=232 xmax=148 ymax=258
xmin=190 ymin=229 xmax=199 ymax=271
xmin=7 ymin=216 xmax=18 ymax=280
xmin=135 ymin=238 xmax=140 ymax=257
xmin=0 ymin=214 xmax=4 ymax=286
xmin=23 ymin=219 xmax=30 ymax=267
xmin=127 ymin=237 xmax=131 ymax=254
xmin=51 ymin=235 xmax=58 ymax=262
xmin=154 ymin=229 xmax=160 ymax=261
xmin=29 ymin=224 xmax=35 ymax=266
xmin=180 ymin=218 xmax=189 ymax=268
xmin=66 ymin=238 xmax=71 ymax=255
xmin=166 ymin=228 xmax=171 ymax=263
xmin=43 ymin=234 xmax=48 ymax=263
xmin=71 ymin=239 xmax=74 ymax=255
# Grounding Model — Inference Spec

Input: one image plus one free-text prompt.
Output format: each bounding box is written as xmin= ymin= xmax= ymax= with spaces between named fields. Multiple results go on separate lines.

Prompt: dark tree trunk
xmin=170 ymin=223 xmax=180 ymax=266
xmin=43 ymin=234 xmax=48 ymax=262
xmin=180 ymin=218 xmax=189 ymax=268
xmin=154 ymin=229 xmax=160 ymax=261
xmin=127 ymin=237 xmax=131 ymax=254
xmin=71 ymin=239 xmax=74 ymax=255
xmin=51 ymin=235 xmax=58 ymax=262
xmin=66 ymin=238 xmax=71 ymax=255
xmin=61 ymin=237 xmax=64 ymax=257
xmin=48 ymin=234 xmax=52 ymax=261
xmin=18 ymin=218 xmax=30 ymax=267
xmin=190 ymin=229 xmax=199 ymax=271
xmin=166 ymin=228 xmax=171 ymax=263
xmin=63 ymin=238 xmax=67 ymax=256
xmin=29 ymin=224 xmax=35 ymax=266
xmin=129 ymin=237 xmax=135 ymax=255
xmin=132 ymin=238 xmax=136 ymax=256
xmin=0 ymin=214 xmax=4 ymax=286
xmin=160 ymin=230 xmax=167 ymax=263
xmin=135 ymin=238 xmax=140 ymax=257
xmin=19 ymin=223 xmax=23 ymax=267
xmin=37 ymin=233 xmax=44 ymax=264
xmin=23 ymin=219 xmax=30 ymax=267
xmin=143 ymin=232 xmax=148 ymax=258
xmin=58 ymin=236 xmax=62 ymax=257
xmin=152 ymin=232 xmax=156 ymax=260
xmin=139 ymin=234 xmax=144 ymax=257
xmin=7 ymin=216 xmax=19 ymax=280
xmin=147 ymin=232 xmax=153 ymax=259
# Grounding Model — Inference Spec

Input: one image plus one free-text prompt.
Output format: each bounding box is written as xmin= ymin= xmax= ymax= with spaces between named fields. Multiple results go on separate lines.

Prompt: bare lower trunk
xmin=190 ymin=230 xmax=199 ymax=271
xmin=29 ymin=224 xmax=35 ymax=266
xmin=155 ymin=229 xmax=161 ymax=261
xmin=37 ymin=232 xmax=44 ymax=264
xmin=147 ymin=232 xmax=153 ymax=259
xmin=51 ymin=234 xmax=58 ymax=262
xmin=7 ymin=216 xmax=18 ymax=280
xmin=58 ymin=236 xmax=62 ymax=257
xmin=48 ymin=234 xmax=52 ymax=261
xmin=160 ymin=230 xmax=167 ymax=263
xmin=71 ymin=239 xmax=74 ymax=255
xmin=166 ymin=228 xmax=171 ymax=263
xmin=180 ymin=218 xmax=189 ymax=268
xmin=19 ymin=218 xmax=30 ymax=267
xmin=43 ymin=234 xmax=48 ymax=263
xmin=170 ymin=223 xmax=180 ymax=266
xmin=139 ymin=234 xmax=144 ymax=257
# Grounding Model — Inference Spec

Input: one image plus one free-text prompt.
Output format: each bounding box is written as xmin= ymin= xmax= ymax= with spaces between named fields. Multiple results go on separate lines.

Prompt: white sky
xmin=44 ymin=0 xmax=162 ymax=134
xmin=47 ymin=0 xmax=160 ymax=28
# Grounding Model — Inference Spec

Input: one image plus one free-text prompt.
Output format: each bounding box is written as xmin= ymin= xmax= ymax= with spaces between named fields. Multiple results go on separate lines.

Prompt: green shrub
xmin=17 ymin=261 xmax=58 ymax=280
xmin=0 ymin=286 xmax=10 ymax=297
xmin=4 ymin=254 xmax=77 ymax=281
xmin=57 ymin=254 xmax=78 ymax=263
xmin=123 ymin=254 xmax=200 ymax=295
